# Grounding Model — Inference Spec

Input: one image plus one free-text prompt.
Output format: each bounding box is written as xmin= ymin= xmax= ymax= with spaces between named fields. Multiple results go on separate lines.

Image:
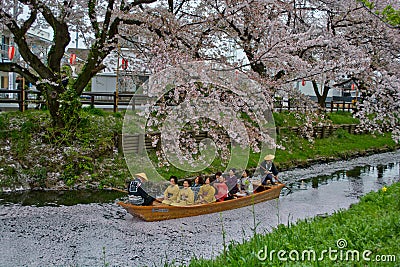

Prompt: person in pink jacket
xmin=214 ymin=172 xmax=229 ymax=202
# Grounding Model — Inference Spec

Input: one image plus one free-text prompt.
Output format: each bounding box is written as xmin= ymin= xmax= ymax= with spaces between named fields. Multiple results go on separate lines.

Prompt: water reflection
xmin=284 ymin=162 xmax=400 ymax=197
xmin=0 ymin=189 xmax=126 ymax=207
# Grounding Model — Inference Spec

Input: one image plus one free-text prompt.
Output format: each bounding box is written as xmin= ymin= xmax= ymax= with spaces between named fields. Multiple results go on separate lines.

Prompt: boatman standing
xmin=127 ymin=173 xmax=155 ymax=206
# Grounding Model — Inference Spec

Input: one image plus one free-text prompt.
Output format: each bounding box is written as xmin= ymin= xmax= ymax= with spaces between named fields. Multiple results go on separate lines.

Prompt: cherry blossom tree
xmin=120 ymin=0 xmax=399 ymax=174
xmin=0 ymin=0 xmax=158 ymax=129
xmin=1 ymin=0 xmax=398 ymax=148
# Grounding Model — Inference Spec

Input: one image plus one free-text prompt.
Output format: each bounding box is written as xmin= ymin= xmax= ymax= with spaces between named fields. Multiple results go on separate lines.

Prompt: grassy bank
xmin=0 ymin=109 xmax=126 ymax=190
xmin=0 ymin=109 xmax=398 ymax=190
xmin=186 ymin=182 xmax=400 ymax=266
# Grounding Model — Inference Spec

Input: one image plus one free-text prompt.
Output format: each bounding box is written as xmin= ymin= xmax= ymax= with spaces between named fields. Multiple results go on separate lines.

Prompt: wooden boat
xmin=118 ymin=183 xmax=285 ymax=221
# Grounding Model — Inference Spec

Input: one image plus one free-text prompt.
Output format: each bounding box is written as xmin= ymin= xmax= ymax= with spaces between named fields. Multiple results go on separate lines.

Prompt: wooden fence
xmin=119 ymin=125 xmax=359 ymax=154
xmin=120 ymin=131 xmax=209 ymax=154
xmin=0 ymin=88 xmax=355 ymax=113
xmin=0 ymin=89 xmax=150 ymax=112
xmin=273 ymin=99 xmax=355 ymax=113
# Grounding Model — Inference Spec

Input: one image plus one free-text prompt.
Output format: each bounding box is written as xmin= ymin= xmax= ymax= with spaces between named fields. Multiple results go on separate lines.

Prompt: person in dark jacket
xmin=226 ymin=169 xmax=239 ymax=196
xmin=191 ymin=175 xmax=203 ymax=201
xmin=127 ymin=173 xmax=155 ymax=206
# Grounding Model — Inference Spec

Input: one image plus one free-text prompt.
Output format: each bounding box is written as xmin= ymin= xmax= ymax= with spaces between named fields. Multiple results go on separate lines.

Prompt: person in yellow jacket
xmin=196 ymin=176 xmax=216 ymax=204
xmin=162 ymin=176 xmax=180 ymax=205
xmin=171 ymin=179 xmax=195 ymax=206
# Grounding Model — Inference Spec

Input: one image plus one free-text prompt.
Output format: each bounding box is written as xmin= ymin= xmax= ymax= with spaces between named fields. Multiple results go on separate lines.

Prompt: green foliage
xmin=24 ymin=166 xmax=47 ymax=188
xmin=381 ymin=5 xmax=400 ymax=26
xmin=334 ymin=128 xmax=349 ymax=139
xmin=187 ymin=183 xmax=400 ymax=266
xmin=10 ymin=130 xmax=30 ymax=157
xmin=0 ymin=115 xmax=6 ymax=131
xmin=58 ymin=86 xmax=82 ymax=134
xmin=273 ymin=111 xmax=301 ymax=127
xmin=61 ymin=65 xmax=72 ymax=77
xmin=0 ymin=166 xmax=19 ymax=188
xmin=62 ymin=153 xmax=94 ymax=186
xmin=358 ymin=0 xmax=400 ymax=26
xmin=102 ymin=246 xmax=110 ymax=267
xmin=3 ymin=165 xmax=18 ymax=178
xmin=82 ymin=106 xmax=106 ymax=116
xmin=273 ymin=111 xmax=329 ymax=128
xmin=358 ymin=0 xmax=375 ymax=9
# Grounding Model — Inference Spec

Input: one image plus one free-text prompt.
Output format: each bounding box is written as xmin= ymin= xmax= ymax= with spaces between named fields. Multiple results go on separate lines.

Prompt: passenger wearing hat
xmin=127 ymin=173 xmax=155 ymax=206
xmin=260 ymin=154 xmax=279 ymax=185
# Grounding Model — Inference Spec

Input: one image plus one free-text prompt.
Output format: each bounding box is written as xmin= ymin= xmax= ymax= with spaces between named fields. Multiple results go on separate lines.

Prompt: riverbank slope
xmin=0 ymin=109 xmax=398 ymax=191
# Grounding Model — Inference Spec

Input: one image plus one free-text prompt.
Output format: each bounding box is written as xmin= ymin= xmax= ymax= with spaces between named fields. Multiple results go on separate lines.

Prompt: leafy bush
xmin=82 ymin=106 xmax=106 ymax=116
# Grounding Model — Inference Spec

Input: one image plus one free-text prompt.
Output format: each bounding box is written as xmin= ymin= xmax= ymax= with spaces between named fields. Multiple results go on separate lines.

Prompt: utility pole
xmin=10 ymin=0 xmax=18 ymax=98
xmin=115 ymin=43 xmax=120 ymax=112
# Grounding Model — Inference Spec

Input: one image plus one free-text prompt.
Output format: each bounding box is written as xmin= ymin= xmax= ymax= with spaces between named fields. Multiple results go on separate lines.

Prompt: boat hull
xmin=118 ymin=183 xmax=284 ymax=221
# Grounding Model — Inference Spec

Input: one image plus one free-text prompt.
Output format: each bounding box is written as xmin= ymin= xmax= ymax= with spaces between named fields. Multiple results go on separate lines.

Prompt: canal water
xmin=1 ymin=160 xmax=398 ymax=207
xmin=0 ymin=150 xmax=399 ymax=266
xmin=283 ymin=162 xmax=399 ymax=196
xmin=0 ymin=189 xmax=125 ymax=207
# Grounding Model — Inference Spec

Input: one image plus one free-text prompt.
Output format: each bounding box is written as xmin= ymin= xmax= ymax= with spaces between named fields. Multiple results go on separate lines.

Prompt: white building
xmin=0 ymin=28 xmax=52 ymax=97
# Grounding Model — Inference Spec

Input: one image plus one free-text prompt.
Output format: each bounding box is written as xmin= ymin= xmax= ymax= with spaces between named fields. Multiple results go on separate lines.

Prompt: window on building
xmin=1 ymin=76 xmax=7 ymax=89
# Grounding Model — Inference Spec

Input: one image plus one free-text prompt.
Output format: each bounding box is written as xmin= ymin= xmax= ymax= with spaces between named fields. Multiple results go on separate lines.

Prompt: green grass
xmin=0 ymin=109 xmax=127 ymax=189
xmin=274 ymin=130 xmax=397 ymax=169
xmin=185 ymin=182 xmax=400 ymax=266
xmin=273 ymin=110 xmax=360 ymax=128
xmin=326 ymin=111 xmax=360 ymax=125
xmin=273 ymin=111 xmax=304 ymax=127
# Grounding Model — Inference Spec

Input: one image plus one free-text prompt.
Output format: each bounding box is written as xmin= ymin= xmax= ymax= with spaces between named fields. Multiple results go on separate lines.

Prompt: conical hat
xmin=264 ymin=154 xmax=275 ymax=161
xmin=135 ymin=173 xmax=148 ymax=181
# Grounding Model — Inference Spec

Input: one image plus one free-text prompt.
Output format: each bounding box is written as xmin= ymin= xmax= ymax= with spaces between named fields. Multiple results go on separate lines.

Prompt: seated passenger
xmin=162 ymin=176 xmax=180 ymax=205
xmin=239 ymin=169 xmax=251 ymax=193
xmin=191 ymin=175 xmax=203 ymax=201
xmin=226 ymin=168 xmax=239 ymax=196
xmin=196 ymin=176 xmax=216 ymax=204
xmin=171 ymin=179 xmax=195 ymax=206
xmin=127 ymin=173 xmax=155 ymax=206
xmin=214 ymin=172 xmax=228 ymax=202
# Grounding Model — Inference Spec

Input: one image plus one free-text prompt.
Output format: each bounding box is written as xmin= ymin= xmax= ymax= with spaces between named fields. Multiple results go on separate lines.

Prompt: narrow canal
xmin=0 ymin=151 xmax=399 ymax=266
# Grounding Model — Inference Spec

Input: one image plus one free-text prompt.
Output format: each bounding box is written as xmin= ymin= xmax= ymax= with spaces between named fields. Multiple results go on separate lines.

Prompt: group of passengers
xmin=127 ymin=154 xmax=279 ymax=206
xmin=161 ymin=174 xmax=218 ymax=205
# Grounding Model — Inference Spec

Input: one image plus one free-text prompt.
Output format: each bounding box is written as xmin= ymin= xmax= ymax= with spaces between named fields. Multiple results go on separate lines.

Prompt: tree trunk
xmin=45 ymin=90 xmax=64 ymax=128
xmin=312 ymin=80 xmax=330 ymax=109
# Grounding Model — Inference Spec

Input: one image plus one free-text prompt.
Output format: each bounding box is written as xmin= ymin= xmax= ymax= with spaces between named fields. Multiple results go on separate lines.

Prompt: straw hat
xmin=135 ymin=173 xmax=148 ymax=181
xmin=264 ymin=154 xmax=275 ymax=161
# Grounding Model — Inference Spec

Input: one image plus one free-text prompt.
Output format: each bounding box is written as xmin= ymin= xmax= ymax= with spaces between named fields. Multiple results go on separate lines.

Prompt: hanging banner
xmin=8 ymin=46 xmax=15 ymax=60
xmin=70 ymin=53 xmax=76 ymax=64
xmin=121 ymin=58 xmax=128 ymax=70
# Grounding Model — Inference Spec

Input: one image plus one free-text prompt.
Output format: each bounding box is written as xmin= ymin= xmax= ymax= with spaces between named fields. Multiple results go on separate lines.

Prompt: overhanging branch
xmin=0 ymin=62 xmax=38 ymax=86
